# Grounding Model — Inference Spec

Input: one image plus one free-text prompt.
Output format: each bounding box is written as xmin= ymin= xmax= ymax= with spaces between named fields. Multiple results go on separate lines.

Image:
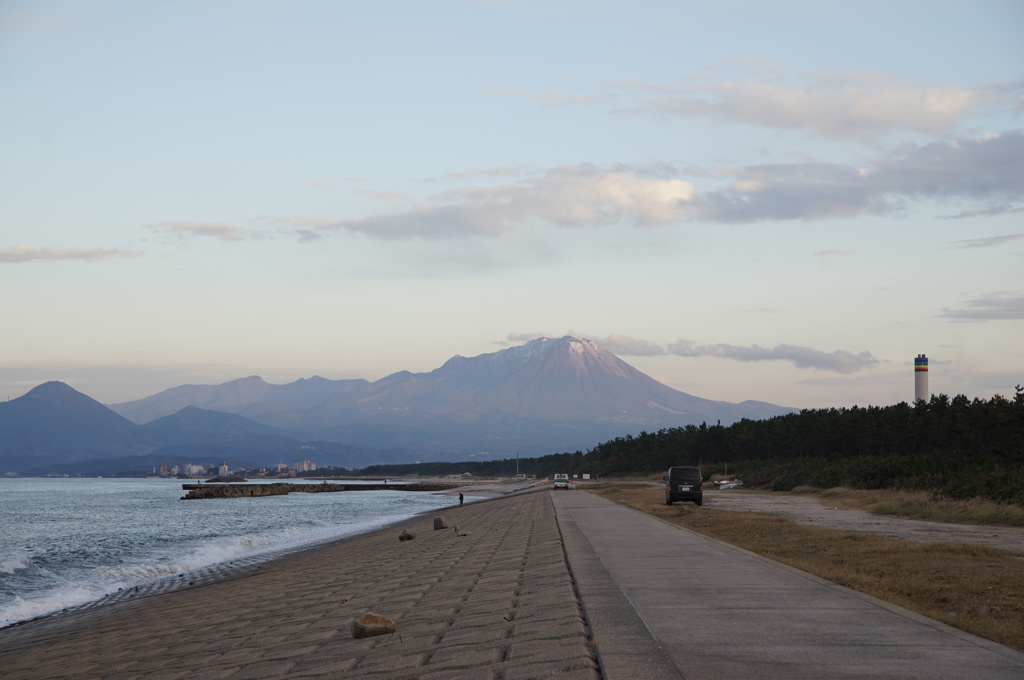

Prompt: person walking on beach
xmin=459 ymin=492 xmax=464 ymax=506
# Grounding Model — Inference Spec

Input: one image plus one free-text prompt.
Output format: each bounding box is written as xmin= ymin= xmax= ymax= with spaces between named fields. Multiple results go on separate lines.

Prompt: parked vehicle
xmin=553 ymin=473 xmax=570 ymax=489
xmin=664 ymin=466 xmax=703 ymax=506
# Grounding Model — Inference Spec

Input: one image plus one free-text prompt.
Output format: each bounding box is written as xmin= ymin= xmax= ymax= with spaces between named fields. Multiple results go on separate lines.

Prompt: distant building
xmin=218 ymin=461 xmax=229 ymax=477
xmin=292 ymin=459 xmax=316 ymax=472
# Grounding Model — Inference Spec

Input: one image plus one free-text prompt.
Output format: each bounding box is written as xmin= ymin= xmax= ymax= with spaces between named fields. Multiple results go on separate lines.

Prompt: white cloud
xmin=152 ymin=132 xmax=1024 ymax=246
xmin=587 ymin=334 xmax=666 ymax=357
xmin=638 ymin=71 xmax=982 ymax=141
xmin=668 ymin=340 xmax=880 ymax=373
xmin=0 ymin=246 xmax=142 ymax=264
xmin=534 ymin=333 xmax=881 ymax=373
xmin=502 ymin=332 xmax=553 ymax=346
xmin=294 ymin=166 xmax=695 ymax=241
xmin=148 ymin=222 xmax=250 ymax=242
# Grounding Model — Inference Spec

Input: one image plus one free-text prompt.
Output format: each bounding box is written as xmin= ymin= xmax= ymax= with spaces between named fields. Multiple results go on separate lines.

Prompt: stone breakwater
xmin=180 ymin=482 xmax=466 ymax=500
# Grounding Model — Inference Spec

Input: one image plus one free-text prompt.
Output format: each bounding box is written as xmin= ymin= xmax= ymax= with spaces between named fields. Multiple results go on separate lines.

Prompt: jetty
xmin=180 ymin=481 xmax=465 ymax=500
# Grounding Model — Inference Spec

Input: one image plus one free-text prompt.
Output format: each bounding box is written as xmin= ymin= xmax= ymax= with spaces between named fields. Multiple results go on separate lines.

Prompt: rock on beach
xmin=352 ymin=613 xmax=396 ymax=639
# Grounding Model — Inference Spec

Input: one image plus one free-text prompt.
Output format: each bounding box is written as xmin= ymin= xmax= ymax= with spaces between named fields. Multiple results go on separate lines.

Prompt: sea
xmin=0 ymin=477 xmax=467 ymax=629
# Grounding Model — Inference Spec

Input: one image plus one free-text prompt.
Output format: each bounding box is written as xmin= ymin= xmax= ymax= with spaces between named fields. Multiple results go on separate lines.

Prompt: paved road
xmin=553 ymin=490 xmax=1024 ymax=680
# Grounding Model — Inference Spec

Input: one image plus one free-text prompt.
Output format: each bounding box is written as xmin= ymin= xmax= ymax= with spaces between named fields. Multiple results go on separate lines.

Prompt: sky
xmin=2 ymin=0 xmax=1023 ymax=410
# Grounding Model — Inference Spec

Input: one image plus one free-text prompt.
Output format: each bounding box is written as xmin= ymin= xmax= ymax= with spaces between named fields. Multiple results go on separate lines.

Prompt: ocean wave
xmin=0 ymin=512 xmax=422 ymax=629
xmin=0 ymin=555 xmax=31 ymax=575
xmin=0 ymin=479 xmax=459 ymax=630
xmin=0 ymin=586 xmax=104 ymax=629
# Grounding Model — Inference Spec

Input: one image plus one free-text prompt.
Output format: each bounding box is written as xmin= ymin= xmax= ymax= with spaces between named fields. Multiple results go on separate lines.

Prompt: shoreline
xmin=0 ymin=481 xmax=543 ymax=634
xmin=5 ymin=485 xmax=1023 ymax=679
xmin=0 ymin=488 xmax=595 ymax=680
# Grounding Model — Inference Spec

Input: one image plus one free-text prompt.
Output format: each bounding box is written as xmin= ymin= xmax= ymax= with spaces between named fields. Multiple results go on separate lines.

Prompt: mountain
xmin=110 ymin=336 xmax=795 ymax=458
xmin=144 ymin=405 xmax=295 ymax=438
xmin=0 ymin=384 xmax=386 ymax=475
xmin=0 ymin=381 xmax=145 ymax=471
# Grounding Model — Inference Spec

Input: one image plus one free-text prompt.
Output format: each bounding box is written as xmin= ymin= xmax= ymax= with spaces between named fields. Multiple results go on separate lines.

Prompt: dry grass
xmin=588 ymin=483 xmax=1024 ymax=652
xmin=812 ymin=487 xmax=1024 ymax=526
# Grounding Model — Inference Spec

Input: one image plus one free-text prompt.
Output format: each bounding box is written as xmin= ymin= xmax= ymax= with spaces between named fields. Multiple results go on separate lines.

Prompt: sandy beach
xmin=0 ymin=488 xmax=597 ymax=680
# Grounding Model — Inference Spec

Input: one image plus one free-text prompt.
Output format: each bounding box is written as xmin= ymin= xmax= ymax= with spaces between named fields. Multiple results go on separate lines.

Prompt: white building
xmin=182 ymin=463 xmax=205 ymax=476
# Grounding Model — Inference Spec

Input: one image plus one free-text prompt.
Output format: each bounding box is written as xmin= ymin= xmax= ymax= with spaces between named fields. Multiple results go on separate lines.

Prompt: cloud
xmin=669 ymin=340 xmax=880 ymax=373
xmin=502 ymin=332 xmax=878 ymax=373
xmin=814 ymin=249 xmax=858 ymax=256
xmin=941 ymin=292 xmax=1024 ymax=321
xmin=0 ymin=246 xmax=142 ymax=264
xmin=148 ymin=222 xmax=251 ymax=242
xmin=951 ymin=233 xmax=1024 ymax=249
xmin=504 ymin=332 xmax=665 ymax=357
xmin=588 ymin=334 xmax=666 ymax=357
xmin=353 ymin=188 xmax=407 ymax=202
xmin=639 ymin=71 xmax=981 ymax=141
xmin=695 ymin=161 xmax=885 ymax=222
xmin=502 ymin=332 xmax=553 ymax=346
xmin=871 ymin=133 xmax=1024 ymax=198
xmin=941 ymin=205 xmax=1024 ymax=219
xmin=694 ymin=131 xmax=1024 ymax=223
xmin=444 ymin=165 xmax=533 ymax=180
xmin=291 ymin=166 xmax=695 ymax=241
xmin=155 ymin=132 xmax=1024 ymax=245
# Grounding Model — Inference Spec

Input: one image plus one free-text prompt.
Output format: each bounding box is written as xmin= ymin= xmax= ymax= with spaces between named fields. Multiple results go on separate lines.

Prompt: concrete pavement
xmin=553 ymin=490 xmax=1024 ymax=680
xmin=0 ymin=490 xmax=598 ymax=680
xmin=2 ymin=488 xmax=1023 ymax=679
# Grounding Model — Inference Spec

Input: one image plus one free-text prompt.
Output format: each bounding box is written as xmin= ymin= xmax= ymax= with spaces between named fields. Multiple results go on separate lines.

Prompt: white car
xmin=552 ymin=474 xmax=570 ymax=489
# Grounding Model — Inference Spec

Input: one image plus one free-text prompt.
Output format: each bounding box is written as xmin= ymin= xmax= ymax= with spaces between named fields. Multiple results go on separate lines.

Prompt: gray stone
xmin=433 ymin=516 xmax=449 ymax=530
xmin=399 ymin=529 xmax=416 ymax=541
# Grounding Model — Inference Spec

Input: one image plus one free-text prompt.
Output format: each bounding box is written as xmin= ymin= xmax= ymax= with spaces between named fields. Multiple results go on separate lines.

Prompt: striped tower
xmin=914 ymin=354 xmax=929 ymax=403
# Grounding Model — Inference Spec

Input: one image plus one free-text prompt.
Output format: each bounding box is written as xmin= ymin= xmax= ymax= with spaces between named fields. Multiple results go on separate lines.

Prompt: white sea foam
xmin=0 ymin=586 xmax=105 ymax=629
xmin=0 ymin=554 xmax=30 ymax=575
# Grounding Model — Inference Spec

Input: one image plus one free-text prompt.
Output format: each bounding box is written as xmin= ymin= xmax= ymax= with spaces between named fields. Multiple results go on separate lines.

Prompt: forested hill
xmin=353 ymin=390 xmax=1024 ymax=504
xmin=583 ymin=390 xmax=1024 ymax=475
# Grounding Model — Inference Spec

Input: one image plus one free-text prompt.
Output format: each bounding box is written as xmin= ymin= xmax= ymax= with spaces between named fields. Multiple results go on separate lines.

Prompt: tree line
xmin=346 ymin=389 xmax=1024 ymax=503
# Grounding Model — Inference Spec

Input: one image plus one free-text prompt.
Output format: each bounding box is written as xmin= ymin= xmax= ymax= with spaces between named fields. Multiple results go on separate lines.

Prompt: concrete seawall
xmin=0 ymin=489 xmax=597 ymax=679
xmin=180 ymin=481 xmax=467 ymax=499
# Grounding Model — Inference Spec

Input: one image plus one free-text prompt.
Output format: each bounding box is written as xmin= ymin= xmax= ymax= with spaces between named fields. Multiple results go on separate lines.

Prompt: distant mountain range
xmin=2 ymin=336 xmax=795 ymax=475
xmin=0 ymin=381 xmax=372 ymax=476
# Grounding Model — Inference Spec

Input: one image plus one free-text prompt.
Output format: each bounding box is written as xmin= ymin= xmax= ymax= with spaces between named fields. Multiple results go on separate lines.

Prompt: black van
xmin=664 ymin=466 xmax=703 ymax=506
